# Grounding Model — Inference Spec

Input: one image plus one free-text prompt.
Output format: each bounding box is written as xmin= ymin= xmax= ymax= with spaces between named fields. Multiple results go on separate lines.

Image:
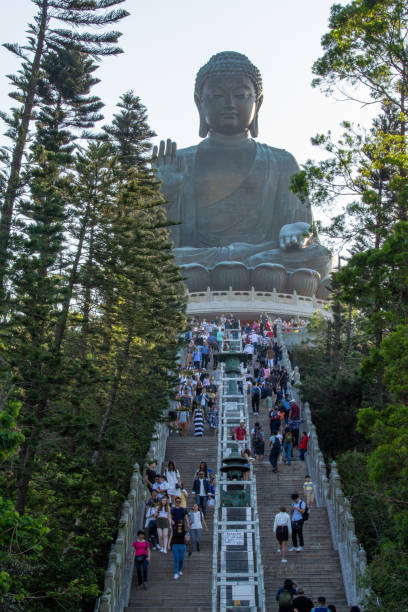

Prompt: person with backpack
xmin=311 ymin=596 xmax=329 ymax=611
xmin=290 ymin=493 xmax=307 ymax=552
xmin=276 ymin=578 xmax=297 ymax=611
xmin=251 ymin=382 xmax=261 ymax=414
xmin=131 ymin=530 xmax=151 ymax=590
xmin=251 ymin=422 xmax=265 ymax=463
xmin=269 ymin=406 xmax=281 ymax=434
xmin=269 ymin=432 xmax=281 ymax=472
xmin=283 ymin=428 xmax=293 ymax=465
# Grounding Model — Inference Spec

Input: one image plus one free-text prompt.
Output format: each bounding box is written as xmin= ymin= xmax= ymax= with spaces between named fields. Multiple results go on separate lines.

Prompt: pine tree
xmin=7 ymin=49 xmax=109 ymax=515
xmin=102 ymin=90 xmax=156 ymax=170
xmin=0 ymin=0 xmax=129 ymax=305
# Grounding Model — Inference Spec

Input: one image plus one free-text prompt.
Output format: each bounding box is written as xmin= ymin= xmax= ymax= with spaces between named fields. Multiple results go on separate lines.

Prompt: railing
xmin=302 ymin=402 xmax=368 ymax=607
xmin=276 ymin=323 xmax=368 ymax=608
xmin=187 ymin=287 xmax=330 ymax=317
xmin=211 ymin=326 xmax=266 ymax=611
xmin=221 ymin=326 xmax=242 ymax=352
xmin=279 ymin=325 xmax=309 ymax=346
xmin=97 ymin=420 xmax=169 ymax=612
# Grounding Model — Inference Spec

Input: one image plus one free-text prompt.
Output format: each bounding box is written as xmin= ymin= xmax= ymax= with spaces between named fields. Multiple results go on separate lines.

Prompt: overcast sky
xmin=0 ymin=0 xmax=379 ymax=239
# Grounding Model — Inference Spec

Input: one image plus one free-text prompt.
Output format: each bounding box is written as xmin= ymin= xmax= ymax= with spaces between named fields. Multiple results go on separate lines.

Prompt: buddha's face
xmin=198 ymin=75 xmax=258 ymax=135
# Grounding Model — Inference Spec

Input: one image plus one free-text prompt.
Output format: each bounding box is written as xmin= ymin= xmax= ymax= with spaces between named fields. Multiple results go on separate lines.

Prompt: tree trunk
xmin=91 ymin=327 xmax=133 ymax=465
xmin=54 ymin=204 xmax=90 ymax=353
xmin=325 ymin=321 xmax=332 ymax=364
xmin=80 ymin=219 xmax=94 ymax=359
xmin=343 ymin=303 xmax=352 ymax=365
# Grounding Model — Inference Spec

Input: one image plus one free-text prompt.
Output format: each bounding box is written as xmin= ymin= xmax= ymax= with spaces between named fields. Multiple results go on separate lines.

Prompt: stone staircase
xmin=125 ymin=430 xmax=217 ymax=612
xmin=249 ymin=406 xmax=349 ymax=612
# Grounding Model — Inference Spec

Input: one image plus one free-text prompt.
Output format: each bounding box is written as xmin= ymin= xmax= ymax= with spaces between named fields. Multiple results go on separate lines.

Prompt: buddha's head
xmin=195 ymin=51 xmax=263 ymax=138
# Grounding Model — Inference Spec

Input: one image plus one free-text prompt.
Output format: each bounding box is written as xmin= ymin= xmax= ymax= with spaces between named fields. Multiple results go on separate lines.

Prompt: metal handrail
xmin=211 ymin=323 xmax=265 ymax=612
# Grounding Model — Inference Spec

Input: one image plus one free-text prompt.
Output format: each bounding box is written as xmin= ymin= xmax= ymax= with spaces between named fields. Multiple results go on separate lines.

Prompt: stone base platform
xmin=186 ymin=287 xmax=330 ymax=319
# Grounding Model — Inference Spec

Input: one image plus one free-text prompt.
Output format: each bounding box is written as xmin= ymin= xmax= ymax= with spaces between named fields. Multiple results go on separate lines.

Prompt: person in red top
xmin=299 ymin=432 xmax=309 ymax=461
xmin=132 ymin=530 xmax=151 ymax=590
xmin=234 ymin=421 xmax=247 ymax=451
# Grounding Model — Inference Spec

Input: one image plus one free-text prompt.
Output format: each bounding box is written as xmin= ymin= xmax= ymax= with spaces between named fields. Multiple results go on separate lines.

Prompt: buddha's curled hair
xmin=195 ymin=51 xmax=263 ymax=100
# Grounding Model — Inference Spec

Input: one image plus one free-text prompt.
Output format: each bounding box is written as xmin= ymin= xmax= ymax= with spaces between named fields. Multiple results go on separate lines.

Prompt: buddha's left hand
xmin=279 ymin=222 xmax=311 ymax=250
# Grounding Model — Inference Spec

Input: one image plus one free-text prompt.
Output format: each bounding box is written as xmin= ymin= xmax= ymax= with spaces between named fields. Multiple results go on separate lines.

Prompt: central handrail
xmin=211 ymin=322 xmax=266 ymax=611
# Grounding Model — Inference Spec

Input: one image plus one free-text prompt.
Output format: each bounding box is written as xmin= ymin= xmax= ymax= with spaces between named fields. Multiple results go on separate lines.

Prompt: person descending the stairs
xmin=189 ymin=502 xmax=208 ymax=552
xmin=192 ymin=401 xmax=204 ymax=436
xmin=168 ymin=520 xmax=187 ymax=580
xmin=131 ymin=530 xmax=151 ymax=590
xmin=303 ymin=474 xmax=315 ymax=507
xmin=192 ymin=469 xmax=210 ymax=516
xmin=155 ymin=496 xmax=171 ymax=553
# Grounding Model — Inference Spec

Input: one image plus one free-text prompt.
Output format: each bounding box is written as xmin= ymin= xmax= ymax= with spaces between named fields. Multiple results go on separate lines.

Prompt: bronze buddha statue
xmin=153 ymin=51 xmax=331 ymax=297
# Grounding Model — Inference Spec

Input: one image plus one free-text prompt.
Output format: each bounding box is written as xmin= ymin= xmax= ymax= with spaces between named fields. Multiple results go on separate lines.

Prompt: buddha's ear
xmin=250 ymin=94 xmax=263 ymax=138
xmin=195 ymin=92 xmax=209 ymax=138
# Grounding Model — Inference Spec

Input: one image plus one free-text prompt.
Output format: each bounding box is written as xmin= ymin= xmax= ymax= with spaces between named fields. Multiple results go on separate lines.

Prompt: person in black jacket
xmin=192 ymin=470 xmax=210 ymax=516
xmin=293 ymin=587 xmax=313 ymax=612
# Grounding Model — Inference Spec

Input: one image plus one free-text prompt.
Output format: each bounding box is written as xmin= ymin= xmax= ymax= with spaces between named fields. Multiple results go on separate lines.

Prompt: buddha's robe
xmin=163 ymin=138 xmax=331 ymax=277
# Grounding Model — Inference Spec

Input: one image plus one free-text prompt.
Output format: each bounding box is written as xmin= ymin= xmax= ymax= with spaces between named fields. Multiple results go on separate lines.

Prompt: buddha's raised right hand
xmin=152 ymin=139 xmax=186 ymax=195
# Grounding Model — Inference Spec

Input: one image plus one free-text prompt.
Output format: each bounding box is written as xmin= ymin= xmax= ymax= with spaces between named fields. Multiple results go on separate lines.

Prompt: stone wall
xmin=97 ymin=421 xmax=169 ymax=612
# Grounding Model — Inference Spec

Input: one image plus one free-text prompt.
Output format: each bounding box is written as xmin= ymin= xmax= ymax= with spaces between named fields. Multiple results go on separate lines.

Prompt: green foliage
xmin=0 ymin=401 xmax=24 ymax=463
xmin=380 ymin=325 xmax=408 ymax=402
xmin=293 ymin=1 xmax=408 ymax=608
xmin=0 ymin=0 xmax=129 ymax=303
xmin=293 ymin=344 xmax=364 ymax=458
xmin=312 ymin=0 xmax=408 ymax=109
xmin=0 ymin=14 xmax=185 ymax=606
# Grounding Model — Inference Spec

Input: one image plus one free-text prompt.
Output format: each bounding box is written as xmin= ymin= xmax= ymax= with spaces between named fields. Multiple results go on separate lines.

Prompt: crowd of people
xmin=131 ymin=457 xmax=215 ymax=588
xmin=275 ymin=578 xmax=361 ymax=612
xmin=130 ymin=312 xmax=358 ymax=611
xmin=280 ymin=318 xmax=309 ymax=331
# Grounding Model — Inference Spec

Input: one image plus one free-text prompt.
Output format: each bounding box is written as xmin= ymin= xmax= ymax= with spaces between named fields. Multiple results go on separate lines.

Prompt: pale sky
xmin=0 ymin=0 xmax=379 ymax=238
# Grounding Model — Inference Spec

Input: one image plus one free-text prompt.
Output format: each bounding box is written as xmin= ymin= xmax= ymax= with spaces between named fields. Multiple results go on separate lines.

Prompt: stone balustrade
xmin=186 ymin=287 xmax=330 ymax=319
xmin=97 ymin=421 xmax=169 ymax=612
xmin=303 ymin=400 xmax=368 ymax=606
xmin=278 ymin=325 xmax=368 ymax=608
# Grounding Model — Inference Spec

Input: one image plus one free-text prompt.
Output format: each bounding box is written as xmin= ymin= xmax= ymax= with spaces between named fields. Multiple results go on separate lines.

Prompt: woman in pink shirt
xmin=132 ymin=530 xmax=151 ymax=589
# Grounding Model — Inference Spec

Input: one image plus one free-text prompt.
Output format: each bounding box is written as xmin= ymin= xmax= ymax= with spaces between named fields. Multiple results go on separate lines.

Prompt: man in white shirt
xmin=243 ymin=343 xmax=254 ymax=363
xmin=250 ymin=331 xmax=258 ymax=347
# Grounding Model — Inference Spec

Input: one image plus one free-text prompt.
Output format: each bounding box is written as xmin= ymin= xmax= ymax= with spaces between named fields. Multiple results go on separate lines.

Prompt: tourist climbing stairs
xmin=249 ymin=408 xmax=349 ymax=611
